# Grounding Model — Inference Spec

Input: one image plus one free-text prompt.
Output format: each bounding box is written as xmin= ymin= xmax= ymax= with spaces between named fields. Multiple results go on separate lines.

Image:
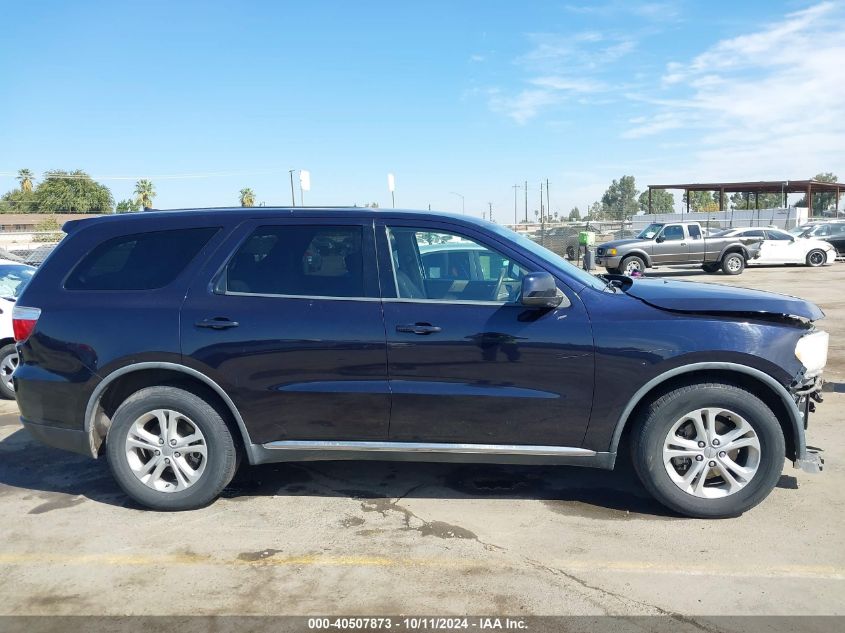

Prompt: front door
xmin=651 ymin=224 xmax=688 ymax=264
xmin=376 ymin=221 xmax=595 ymax=447
xmin=180 ymin=218 xmax=390 ymax=445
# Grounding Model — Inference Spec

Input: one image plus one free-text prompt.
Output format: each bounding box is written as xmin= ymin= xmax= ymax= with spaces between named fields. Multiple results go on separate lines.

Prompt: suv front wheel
xmin=631 ymin=381 xmax=784 ymax=518
xmin=106 ymin=386 xmax=238 ymax=510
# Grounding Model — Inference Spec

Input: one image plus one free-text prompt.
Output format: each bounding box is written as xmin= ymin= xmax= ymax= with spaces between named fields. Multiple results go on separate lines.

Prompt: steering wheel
xmin=492 ymin=266 xmax=508 ymax=301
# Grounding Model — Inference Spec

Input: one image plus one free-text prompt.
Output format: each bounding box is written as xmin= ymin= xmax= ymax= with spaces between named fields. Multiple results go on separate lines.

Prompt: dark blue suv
xmin=12 ymin=208 xmax=828 ymax=517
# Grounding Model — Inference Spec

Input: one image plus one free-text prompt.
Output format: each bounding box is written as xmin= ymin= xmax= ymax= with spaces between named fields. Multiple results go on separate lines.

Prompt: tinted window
xmin=66 ymin=228 xmax=217 ymax=291
xmin=227 ymin=225 xmax=363 ymax=297
xmin=389 ymin=228 xmax=528 ymax=302
xmin=662 ymin=225 xmax=684 ymax=241
xmin=688 ymin=225 xmax=702 ymax=240
xmin=766 ymin=229 xmax=792 ymax=240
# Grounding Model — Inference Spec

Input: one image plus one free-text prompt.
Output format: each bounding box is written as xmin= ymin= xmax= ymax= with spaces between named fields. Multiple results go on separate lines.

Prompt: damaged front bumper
xmin=791 ymin=375 xmax=825 ymax=474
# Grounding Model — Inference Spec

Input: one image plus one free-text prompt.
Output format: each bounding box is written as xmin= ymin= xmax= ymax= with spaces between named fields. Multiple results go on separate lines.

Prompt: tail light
xmin=12 ymin=306 xmax=41 ymax=342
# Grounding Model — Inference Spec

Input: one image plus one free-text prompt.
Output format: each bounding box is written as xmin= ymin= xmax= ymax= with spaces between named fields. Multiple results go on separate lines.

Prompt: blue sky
xmin=1 ymin=0 xmax=843 ymax=219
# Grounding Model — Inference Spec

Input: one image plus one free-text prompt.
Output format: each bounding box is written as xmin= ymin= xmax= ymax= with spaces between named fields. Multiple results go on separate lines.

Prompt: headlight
xmin=608 ymin=248 xmax=617 ymax=256
xmin=795 ymin=330 xmax=829 ymax=378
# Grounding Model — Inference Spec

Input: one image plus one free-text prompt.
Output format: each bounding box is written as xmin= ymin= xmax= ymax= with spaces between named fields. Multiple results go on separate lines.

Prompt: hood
xmin=622 ymin=278 xmax=824 ymax=321
xmin=598 ymin=238 xmax=647 ymax=250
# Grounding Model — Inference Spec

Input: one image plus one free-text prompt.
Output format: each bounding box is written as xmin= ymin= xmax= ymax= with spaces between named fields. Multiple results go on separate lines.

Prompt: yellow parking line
xmin=0 ymin=552 xmax=842 ymax=580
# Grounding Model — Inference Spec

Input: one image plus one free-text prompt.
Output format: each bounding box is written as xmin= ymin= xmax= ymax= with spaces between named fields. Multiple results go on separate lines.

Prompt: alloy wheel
xmin=124 ymin=409 xmax=208 ymax=492
xmin=662 ymin=407 xmax=760 ymax=498
xmin=1 ymin=352 xmax=18 ymax=393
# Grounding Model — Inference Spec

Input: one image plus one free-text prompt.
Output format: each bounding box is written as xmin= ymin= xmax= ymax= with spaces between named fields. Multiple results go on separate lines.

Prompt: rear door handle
xmin=396 ymin=323 xmax=442 ymax=335
xmin=195 ymin=317 xmax=239 ymax=330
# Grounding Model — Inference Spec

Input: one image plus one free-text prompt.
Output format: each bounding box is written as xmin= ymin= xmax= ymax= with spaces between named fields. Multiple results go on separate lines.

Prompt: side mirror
xmin=519 ymin=272 xmax=565 ymax=309
xmin=655 ymin=235 xmax=665 ymax=243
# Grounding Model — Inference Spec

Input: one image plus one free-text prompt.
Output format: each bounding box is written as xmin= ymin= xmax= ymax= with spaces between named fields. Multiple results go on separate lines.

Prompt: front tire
xmin=106 ymin=386 xmax=238 ymax=511
xmin=806 ymin=249 xmax=826 ymax=267
xmin=0 ymin=344 xmax=19 ymax=400
xmin=621 ymin=255 xmax=646 ymax=276
xmin=631 ymin=382 xmax=784 ymax=518
xmin=721 ymin=252 xmax=745 ymax=275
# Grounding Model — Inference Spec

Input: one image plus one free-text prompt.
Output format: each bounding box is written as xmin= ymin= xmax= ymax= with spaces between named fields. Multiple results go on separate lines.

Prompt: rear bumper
xmin=21 ymin=417 xmax=92 ymax=457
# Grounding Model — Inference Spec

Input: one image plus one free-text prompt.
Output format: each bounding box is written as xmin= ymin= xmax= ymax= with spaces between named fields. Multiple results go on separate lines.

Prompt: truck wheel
xmin=806 ymin=249 xmax=826 ymax=267
xmin=0 ymin=344 xmax=19 ymax=400
xmin=630 ymin=382 xmax=784 ymax=518
xmin=106 ymin=386 xmax=238 ymax=511
xmin=701 ymin=263 xmax=720 ymax=273
xmin=721 ymin=252 xmax=745 ymax=275
xmin=621 ymin=255 xmax=646 ymax=276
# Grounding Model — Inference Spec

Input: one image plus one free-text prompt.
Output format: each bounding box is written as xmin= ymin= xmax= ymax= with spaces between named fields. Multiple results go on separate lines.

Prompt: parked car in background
xmin=790 ymin=221 xmax=845 ymax=257
xmin=595 ymin=222 xmax=762 ymax=275
xmin=14 ymin=208 xmax=827 ymax=518
xmin=0 ymin=259 xmax=36 ymax=399
xmin=717 ymin=227 xmax=835 ymax=266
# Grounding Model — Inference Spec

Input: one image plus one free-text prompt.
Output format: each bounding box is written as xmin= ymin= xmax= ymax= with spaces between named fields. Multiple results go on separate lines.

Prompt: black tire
xmin=106 ymin=386 xmax=238 ymax=511
xmin=0 ymin=343 xmax=18 ymax=400
xmin=721 ymin=252 xmax=745 ymax=275
xmin=701 ymin=263 xmax=720 ymax=274
xmin=806 ymin=249 xmax=826 ymax=267
xmin=605 ymin=266 xmax=621 ymax=275
xmin=620 ymin=255 xmax=646 ymax=276
xmin=630 ymin=382 xmax=785 ymax=519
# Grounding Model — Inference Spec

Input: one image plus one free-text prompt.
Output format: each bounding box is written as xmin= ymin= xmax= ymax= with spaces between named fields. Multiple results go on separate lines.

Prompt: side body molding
xmin=607 ymin=361 xmax=806 ymax=464
xmin=84 ymin=362 xmax=258 ymax=462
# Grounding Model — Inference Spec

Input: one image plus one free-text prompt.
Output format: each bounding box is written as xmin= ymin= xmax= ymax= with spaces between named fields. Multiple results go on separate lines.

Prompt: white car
xmin=0 ymin=259 xmax=36 ymax=399
xmin=718 ymin=227 xmax=835 ymax=267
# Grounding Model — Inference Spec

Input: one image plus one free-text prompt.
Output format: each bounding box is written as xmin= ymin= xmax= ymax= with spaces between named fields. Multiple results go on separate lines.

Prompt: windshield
xmin=0 ymin=264 xmax=34 ymax=300
xmin=489 ymin=224 xmax=610 ymax=291
xmin=637 ymin=223 xmax=664 ymax=239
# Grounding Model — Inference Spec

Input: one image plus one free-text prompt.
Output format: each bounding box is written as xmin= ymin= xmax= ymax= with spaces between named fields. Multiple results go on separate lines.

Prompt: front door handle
xmin=396 ymin=323 xmax=442 ymax=335
xmin=195 ymin=317 xmax=239 ymax=330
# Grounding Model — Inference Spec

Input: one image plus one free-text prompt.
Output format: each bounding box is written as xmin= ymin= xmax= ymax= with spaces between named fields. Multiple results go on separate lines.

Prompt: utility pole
xmin=512 ymin=184 xmax=520 ymax=225
xmin=488 ymin=202 xmax=493 ymax=223
xmin=524 ymin=180 xmax=528 ymax=224
xmin=288 ymin=170 xmax=296 ymax=206
xmin=539 ymin=182 xmax=544 ymax=224
xmin=546 ymin=178 xmax=551 ymax=221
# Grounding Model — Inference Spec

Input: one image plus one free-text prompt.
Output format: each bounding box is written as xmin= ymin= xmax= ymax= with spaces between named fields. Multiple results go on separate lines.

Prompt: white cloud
xmin=626 ymin=2 xmax=845 ymax=177
xmin=469 ymin=54 xmax=486 ymax=63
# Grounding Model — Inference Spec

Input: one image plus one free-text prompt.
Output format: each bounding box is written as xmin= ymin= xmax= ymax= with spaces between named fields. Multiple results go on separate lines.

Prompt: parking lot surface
xmin=0 ymin=265 xmax=842 ymax=617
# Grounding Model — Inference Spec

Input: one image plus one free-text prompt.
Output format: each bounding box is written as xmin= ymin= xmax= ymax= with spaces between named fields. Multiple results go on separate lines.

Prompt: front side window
xmin=388 ymin=228 xmax=528 ymax=302
xmin=661 ymin=225 xmax=685 ymax=241
xmin=226 ymin=225 xmax=364 ymax=297
xmin=65 ymin=227 xmax=218 ymax=291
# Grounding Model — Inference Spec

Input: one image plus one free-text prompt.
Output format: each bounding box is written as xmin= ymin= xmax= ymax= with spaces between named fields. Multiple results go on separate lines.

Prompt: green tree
xmin=134 ymin=179 xmax=156 ymax=209
xmin=681 ymin=190 xmax=721 ymax=212
xmin=729 ymin=191 xmax=783 ymax=210
xmin=795 ymin=172 xmax=838 ymax=212
xmin=17 ymin=169 xmax=34 ymax=193
xmin=34 ymin=216 xmax=62 ymax=242
xmin=568 ymin=206 xmax=581 ymax=221
xmin=34 ymin=170 xmax=114 ymax=214
xmin=601 ymin=176 xmax=639 ymax=220
xmin=1 ymin=187 xmax=37 ymax=213
xmin=116 ymin=198 xmax=141 ymax=213
xmin=239 ymin=187 xmax=256 ymax=207
xmin=638 ymin=189 xmax=675 ymax=214
xmin=585 ymin=201 xmax=602 ymax=220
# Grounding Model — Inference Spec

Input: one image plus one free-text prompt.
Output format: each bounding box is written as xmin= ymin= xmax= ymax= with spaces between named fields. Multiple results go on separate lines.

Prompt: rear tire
xmin=0 ymin=344 xmax=19 ymax=400
xmin=721 ymin=252 xmax=745 ymax=275
xmin=630 ymin=382 xmax=784 ymax=518
xmin=106 ymin=386 xmax=238 ymax=511
xmin=806 ymin=249 xmax=826 ymax=267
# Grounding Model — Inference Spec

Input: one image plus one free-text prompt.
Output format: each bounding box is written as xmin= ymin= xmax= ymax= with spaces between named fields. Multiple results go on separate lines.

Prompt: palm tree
xmin=17 ymin=169 xmax=34 ymax=193
xmin=239 ymin=187 xmax=256 ymax=207
xmin=134 ymin=179 xmax=156 ymax=209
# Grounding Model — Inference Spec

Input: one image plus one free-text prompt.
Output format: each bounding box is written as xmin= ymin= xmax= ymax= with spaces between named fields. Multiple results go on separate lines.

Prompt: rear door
xmin=376 ymin=219 xmax=594 ymax=447
xmin=180 ymin=217 xmax=390 ymax=445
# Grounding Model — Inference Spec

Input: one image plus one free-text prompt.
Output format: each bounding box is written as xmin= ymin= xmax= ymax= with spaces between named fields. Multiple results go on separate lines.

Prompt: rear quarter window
xmin=65 ymin=227 xmax=218 ymax=291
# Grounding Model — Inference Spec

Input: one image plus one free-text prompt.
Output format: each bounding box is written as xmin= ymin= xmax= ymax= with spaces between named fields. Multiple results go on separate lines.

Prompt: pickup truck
xmin=595 ymin=222 xmax=762 ymax=276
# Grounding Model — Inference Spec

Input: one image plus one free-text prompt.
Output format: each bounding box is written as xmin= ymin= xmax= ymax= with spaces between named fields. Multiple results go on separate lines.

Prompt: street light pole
xmin=288 ymin=170 xmax=296 ymax=207
xmin=449 ymin=191 xmax=465 ymax=215
xmin=512 ymin=184 xmax=520 ymax=225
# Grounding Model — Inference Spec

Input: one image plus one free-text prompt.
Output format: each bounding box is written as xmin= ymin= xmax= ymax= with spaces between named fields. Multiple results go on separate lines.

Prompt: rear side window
xmin=65 ymin=228 xmax=218 ymax=291
xmin=226 ymin=225 xmax=364 ymax=297
xmin=688 ymin=225 xmax=702 ymax=240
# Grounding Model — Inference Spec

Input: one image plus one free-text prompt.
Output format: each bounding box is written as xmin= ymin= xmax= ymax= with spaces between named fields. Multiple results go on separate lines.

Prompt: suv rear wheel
xmin=0 ymin=344 xmax=19 ymax=400
xmin=106 ymin=386 xmax=238 ymax=510
xmin=631 ymin=382 xmax=784 ymax=518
